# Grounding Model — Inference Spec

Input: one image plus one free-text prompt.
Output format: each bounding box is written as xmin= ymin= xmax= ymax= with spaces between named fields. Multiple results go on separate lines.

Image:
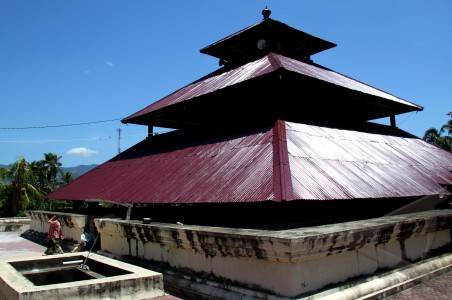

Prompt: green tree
xmin=5 ymin=157 xmax=43 ymax=216
xmin=0 ymin=154 xmax=76 ymax=216
xmin=29 ymin=160 xmax=48 ymax=192
xmin=0 ymin=168 xmax=8 ymax=215
xmin=423 ymin=127 xmax=441 ymax=144
xmin=43 ymin=153 xmax=62 ymax=190
xmin=60 ymin=171 xmax=74 ymax=185
xmin=0 ymin=167 xmax=8 ymax=184
xmin=423 ymin=119 xmax=451 ymax=152
xmin=440 ymin=120 xmax=452 ymax=136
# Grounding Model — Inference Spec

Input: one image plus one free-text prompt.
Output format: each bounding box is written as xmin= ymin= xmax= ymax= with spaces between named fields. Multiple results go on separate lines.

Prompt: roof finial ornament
xmin=262 ymin=6 xmax=271 ymax=20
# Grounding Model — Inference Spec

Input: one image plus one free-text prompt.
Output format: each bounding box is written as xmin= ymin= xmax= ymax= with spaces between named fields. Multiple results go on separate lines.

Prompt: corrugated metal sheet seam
xmin=272 ymin=120 xmax=293 ymax=201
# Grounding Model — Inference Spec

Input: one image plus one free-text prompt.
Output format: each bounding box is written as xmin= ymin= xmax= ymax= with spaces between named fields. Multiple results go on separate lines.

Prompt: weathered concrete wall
xmin=95 ymin=210 xmax=452 ymax=298
xmin=0 ymin=218 xmax=29 ymax=232
xmin=28 ymin=210 xmax=87 ymax=242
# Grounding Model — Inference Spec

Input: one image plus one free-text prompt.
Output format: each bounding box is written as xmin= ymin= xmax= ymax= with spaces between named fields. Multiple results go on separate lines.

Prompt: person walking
xmin=45 ymin=215 xmax=64 ymax=255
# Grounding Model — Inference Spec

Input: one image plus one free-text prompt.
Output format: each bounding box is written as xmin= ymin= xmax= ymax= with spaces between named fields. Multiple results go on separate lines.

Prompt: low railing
xmin=0 ymin=217 xmax=30 ymax=232
xmin=95 ymin=209 xmax=452 ymax=298
xmin=27 ymin=210 xmax=88 ymax=243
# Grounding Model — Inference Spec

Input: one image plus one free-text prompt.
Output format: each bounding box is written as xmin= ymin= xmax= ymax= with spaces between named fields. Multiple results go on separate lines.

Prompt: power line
xmin=0 ymin=136 xmax=112 ymax=144
xmin=0 ymin=118 xmax=122 ymax=130
xmin=0 ymin=133 xmax=145 ymax=144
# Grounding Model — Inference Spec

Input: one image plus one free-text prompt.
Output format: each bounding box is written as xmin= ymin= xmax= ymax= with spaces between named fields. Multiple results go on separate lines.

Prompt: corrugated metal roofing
xmin=48 ymin=121 xmax=452 ymax=204
xmin=286 ymin=122 xmax=452 ymax=200
xmin=123 ymin=53 xmax=422 ymax=124
xmin=49 ymin=127 xmax=275 ymax=204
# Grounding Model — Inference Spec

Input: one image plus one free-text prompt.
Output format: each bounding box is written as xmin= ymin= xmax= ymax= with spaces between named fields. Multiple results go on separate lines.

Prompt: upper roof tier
xmin=200 ymin=17 xmax=336 ymax=65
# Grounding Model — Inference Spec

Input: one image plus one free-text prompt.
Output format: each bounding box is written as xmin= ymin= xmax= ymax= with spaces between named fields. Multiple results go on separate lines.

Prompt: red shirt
xmin=48 ymin=220 xmax=63 ymax=240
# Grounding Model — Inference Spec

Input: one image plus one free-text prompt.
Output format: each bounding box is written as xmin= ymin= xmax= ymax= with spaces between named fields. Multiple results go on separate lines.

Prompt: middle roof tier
xmin=122 ymin=53 xmax=422 ymax=129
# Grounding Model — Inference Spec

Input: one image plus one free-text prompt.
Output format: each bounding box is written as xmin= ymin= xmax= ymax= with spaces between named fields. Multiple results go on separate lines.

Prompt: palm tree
xmin=440 ymin=120 xmax=452 ymax=136
xmin=43 ymin=153 xmax=62 ymax=190
xmin=423 ymin=127 xmax=441 ymax=144
xmin=61 ymin=171 xmax=74 ymax=185
xmin=423 ymin=120 xmax=452 ymax=152
xmin=6 ymin=157 xmax=43 ymax=216
xmin=29 ymin=160 xmax=47 ymax=192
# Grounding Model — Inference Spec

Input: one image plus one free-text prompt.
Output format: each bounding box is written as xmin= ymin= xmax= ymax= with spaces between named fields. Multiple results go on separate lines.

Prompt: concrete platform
xmin=0 ymin=232 xmax=183 ymax=300
xmin=0 ymin=252 xmax=165 ymax=300
xmin=0 ymin=232 xmax=45 ymax=260
xmin=387 ymin=270 xmax=452 ymax=300
xmin=307 ymin=252 xmax=452 ymax=300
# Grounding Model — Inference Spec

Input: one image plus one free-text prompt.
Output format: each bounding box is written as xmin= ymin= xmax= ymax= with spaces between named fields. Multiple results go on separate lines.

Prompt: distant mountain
xmin=62 ymin=164 xmax=97 ymax=178
xmin=0 ymin=164 xmax=97 ymax=179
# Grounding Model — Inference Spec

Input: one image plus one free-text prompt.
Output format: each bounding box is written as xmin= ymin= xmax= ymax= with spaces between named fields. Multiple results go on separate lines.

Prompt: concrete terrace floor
xmin=387 ymin=270 xmax=452 ymax=300
xmin=0 ymin=231 xmax=45 ymax=259
xmin=0 ymin=231 xmax=181 ymax=300
xmin=0 ymin=231 xmax=450 ymax=300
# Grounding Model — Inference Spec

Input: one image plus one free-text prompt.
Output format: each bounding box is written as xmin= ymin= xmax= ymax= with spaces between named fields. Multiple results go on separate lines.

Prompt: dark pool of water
xmin=25 ymin=267 xmax=95 ymax=286
xmin=9 ymin=255 xmax=131 ymax=286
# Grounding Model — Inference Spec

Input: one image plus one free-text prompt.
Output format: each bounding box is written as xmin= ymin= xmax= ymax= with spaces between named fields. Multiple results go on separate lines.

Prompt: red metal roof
xmin=123 ymin=53 xmax=422 ymax=125
xmin=50 ymin=126 xmax=275 ymax=203
xmin=286 ymin=122 xmax=451 ymax=200
xmin=49 ymin=121 xmax=451 ymax=204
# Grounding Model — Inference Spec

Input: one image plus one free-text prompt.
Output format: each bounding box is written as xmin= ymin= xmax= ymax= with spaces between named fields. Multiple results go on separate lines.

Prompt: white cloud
xmin=66 ymin=147 xmax=97 ymax=157
xmin=105 ymin=61 xmax=114 ymax=67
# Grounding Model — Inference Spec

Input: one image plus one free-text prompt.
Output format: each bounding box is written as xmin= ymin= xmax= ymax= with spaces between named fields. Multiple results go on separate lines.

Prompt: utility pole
xmin=117 ymin=128 xmax=122 ymax=154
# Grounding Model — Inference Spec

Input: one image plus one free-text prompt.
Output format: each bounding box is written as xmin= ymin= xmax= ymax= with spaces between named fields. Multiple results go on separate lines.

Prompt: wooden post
xmin=147 ymin=125 xmax=154 ymax=137
xmin=390 ymin=114 xmax=396 ymax=128
xmin=125 ymin=205 xmax=132 ymax=220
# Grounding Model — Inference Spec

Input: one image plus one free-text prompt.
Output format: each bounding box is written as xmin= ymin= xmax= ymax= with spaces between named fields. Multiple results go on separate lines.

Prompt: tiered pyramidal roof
xmin=49 ymin=9 xmax=451 ymax=204
xmin=122 ymin=9 xmax=421 ymax=129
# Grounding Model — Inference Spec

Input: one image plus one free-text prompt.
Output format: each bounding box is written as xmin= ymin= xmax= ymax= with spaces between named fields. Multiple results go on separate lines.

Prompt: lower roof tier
xmin=48 ymin=121 xmax=452 ymax=204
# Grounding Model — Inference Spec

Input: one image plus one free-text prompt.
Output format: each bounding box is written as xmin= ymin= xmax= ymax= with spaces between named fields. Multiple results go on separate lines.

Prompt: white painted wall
xmin=95 ymin=210 xmax=452 ymax=298
xmin=28 ymin=211 xmax=87 ymax=242
xmin=0 ymin=218 xmax=29 ymax=232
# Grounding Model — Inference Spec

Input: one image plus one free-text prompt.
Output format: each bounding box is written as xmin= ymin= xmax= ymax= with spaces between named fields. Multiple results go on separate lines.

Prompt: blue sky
xmin=1 ymin=1 xmax=451 ymax=167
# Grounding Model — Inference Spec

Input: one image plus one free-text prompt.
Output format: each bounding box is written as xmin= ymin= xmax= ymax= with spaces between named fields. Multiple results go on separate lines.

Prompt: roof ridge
xmin=267 ymin=52 xmax=283 ymax=69
xmin=272 ymin=120 xmax=293 ymax=201
xmin=275 ymin=54 xmax=421 ymax=110
xmin=313 ymin=63 xmax=423 ymax=110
